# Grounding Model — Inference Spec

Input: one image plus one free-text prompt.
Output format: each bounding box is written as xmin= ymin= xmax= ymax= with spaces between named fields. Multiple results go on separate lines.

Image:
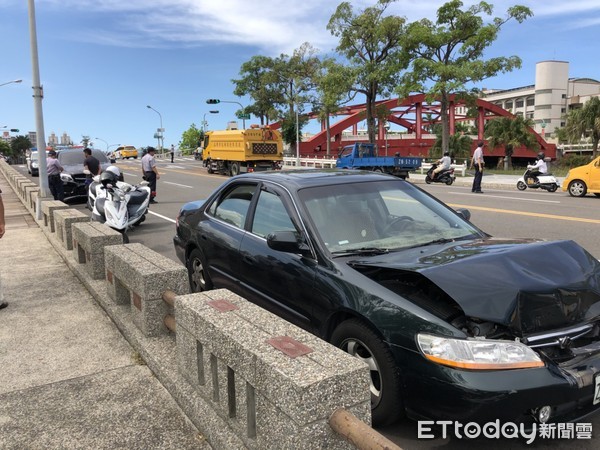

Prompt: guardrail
xmin=283 ymin=156 xmax=338 ymax=168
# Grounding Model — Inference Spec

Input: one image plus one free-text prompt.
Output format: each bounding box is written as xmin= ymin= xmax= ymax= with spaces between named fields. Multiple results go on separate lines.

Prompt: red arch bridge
xmin=269 ymin=94 xmax=556 ymax=161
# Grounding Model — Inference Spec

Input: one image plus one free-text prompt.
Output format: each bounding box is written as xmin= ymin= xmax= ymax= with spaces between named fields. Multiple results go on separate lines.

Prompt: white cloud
xmin=20 ymin=0 xmax=600 ymax=52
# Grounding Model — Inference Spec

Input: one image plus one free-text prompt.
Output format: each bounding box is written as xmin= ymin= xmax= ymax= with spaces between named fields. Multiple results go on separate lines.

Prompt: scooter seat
xmin=128 ymin=189 xmax=149 ymax=205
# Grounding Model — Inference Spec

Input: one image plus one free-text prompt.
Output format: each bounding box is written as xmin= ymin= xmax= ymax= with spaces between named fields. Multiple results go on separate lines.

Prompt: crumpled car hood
xmin=351 ymin=238 xmax=600 ymax=334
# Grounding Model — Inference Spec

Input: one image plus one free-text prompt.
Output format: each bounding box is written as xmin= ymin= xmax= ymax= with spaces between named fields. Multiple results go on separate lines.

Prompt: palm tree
xmin=429 ymin=132 xmax=472 ymax=161
xmin=564 ymin=97 xmax=600 ymax=158
xmin=485 ymin=115 xmax=539 ymax=170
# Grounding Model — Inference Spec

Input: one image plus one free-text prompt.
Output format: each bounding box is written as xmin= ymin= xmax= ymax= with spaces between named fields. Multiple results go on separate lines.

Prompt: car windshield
xmin=59 ymin=150 xmax=108 ymax=165
xmin=298 ymin=179 xmax=482 ymax=254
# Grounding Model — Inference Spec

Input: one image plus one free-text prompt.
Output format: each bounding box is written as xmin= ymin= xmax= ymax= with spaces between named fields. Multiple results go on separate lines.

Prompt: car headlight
xmin=417 ymin=333 xmax=544 ymax=370
xmin=61 ymin=173 xmax=73 ymax=183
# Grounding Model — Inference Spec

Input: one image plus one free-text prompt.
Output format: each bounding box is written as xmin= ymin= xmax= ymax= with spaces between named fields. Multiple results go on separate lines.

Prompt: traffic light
xmin=206 ymin=99 xmax=220 ymax=104
xmin=10 ymin=129 xmax=19 ymax=132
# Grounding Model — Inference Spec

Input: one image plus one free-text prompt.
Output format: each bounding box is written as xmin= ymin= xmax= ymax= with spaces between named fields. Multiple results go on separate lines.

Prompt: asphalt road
xmin=15 ymin=157 xmax=600 ymax=448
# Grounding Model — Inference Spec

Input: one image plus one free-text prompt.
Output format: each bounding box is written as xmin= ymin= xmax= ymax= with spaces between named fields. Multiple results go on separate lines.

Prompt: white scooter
xmin=88 ymin=169 xmax=151 ymax=243
xmin=516 ymin=169 xmax=560 ymax=192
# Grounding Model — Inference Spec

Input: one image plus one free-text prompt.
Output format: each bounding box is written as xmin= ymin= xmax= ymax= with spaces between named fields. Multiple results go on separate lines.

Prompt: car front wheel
xmin=187 ymin=248 xmax=212 ymax=292
xmin=331 ymin=319 xmax=403 ymax=426
xmin=568 ymin=180 xmax=587 ymax=197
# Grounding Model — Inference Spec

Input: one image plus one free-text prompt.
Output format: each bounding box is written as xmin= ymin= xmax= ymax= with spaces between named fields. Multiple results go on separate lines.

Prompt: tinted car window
xmin=251 ymin=190 xmax=296 ymax=238
xmin=207 ymin=184 xmax=256 ymax=229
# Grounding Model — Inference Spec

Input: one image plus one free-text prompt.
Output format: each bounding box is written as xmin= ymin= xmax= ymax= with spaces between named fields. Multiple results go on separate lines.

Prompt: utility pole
xmin=27 ymin=0 xmax=50 ymax=219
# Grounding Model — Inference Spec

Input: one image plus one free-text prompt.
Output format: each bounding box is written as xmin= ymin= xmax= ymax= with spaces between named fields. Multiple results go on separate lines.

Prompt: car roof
xmin=234 ymin=169 xmax=397 ymax=190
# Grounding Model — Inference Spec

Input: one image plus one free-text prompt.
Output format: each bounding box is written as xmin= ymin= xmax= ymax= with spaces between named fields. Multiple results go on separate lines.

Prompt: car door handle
xmin=243 ymin=255 xmax=256 ymax=265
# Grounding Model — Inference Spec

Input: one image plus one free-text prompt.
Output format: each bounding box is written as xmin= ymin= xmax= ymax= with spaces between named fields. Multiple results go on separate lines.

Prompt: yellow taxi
xmin=116 ymin=145 xmax=138 ymax=159
xmin=562 ymin=155 xmax=600 ymax=197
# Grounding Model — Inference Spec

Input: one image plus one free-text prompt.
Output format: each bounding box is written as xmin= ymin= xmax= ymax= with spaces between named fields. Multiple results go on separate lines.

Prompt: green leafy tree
xmin=398 ymin=0 xmax=533 ymax=153
xmin=429 ymin=127 xmax=473 ymax=161
xmin=234 ymin=43 xmax=320 ymax=151
xmin=232 ymin=55 xmax=282 ymax=125
xmin=311 ymin=58 xmax=356 ymax=155
xmin=485 ymin=115 xmax=539 ymax=169
xmin=327 ymin=0 xmax=408 ymax=144
xmin=180 ymin=123 xmax=203 ymax=152
xmin=564 ymin=97 xmax=600 ymax=158
xmin=0 ymin=140 xmax=11 ymax=157
xmin=10 ymin=135 xmax=32 ymax=161
xmin=271 ymin=43 xmax=321 ymax=150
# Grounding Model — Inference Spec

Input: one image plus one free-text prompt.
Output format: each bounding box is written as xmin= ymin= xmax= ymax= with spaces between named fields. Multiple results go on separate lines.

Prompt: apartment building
xmin=481 ymin=61 xmax=600 ymax=139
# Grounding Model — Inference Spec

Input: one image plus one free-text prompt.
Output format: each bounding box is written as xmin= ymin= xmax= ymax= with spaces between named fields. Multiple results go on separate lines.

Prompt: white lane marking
xmin=448 ymin=191 xmax=561 ymax=204
xmin=123 ymin=172 xmax=138 ymax=177
xmin=147 ymin=210 xmax=176 ymax=223
xmin=164 ymin=181 xmax=193 ymax=188
xmin=160 ymin=165 xmax=187 ymax=169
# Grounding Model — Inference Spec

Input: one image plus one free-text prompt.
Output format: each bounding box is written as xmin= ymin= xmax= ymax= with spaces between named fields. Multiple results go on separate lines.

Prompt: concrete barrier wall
xmin=0 ymin=159 xmax=372 ymax=449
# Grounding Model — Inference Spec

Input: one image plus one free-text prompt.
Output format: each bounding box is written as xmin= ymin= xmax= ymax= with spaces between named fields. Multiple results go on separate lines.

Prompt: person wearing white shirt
xmin=433 ymin=151 xmax=451 ymax=179
xmin=526 ymin=152 xmax=548 ymax=183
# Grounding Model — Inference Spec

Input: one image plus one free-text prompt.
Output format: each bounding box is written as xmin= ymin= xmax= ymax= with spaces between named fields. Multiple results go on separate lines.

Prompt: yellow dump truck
xmin=202 ymin=126 xmax=283 ymax=176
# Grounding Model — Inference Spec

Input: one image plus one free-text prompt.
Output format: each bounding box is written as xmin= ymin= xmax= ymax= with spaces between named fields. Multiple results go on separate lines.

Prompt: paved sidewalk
xmin=0 ymin=174 xmax=208 ymax=449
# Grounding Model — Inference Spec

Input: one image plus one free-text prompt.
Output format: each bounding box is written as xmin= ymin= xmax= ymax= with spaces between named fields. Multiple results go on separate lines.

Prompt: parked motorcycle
xmin=425 ymin=163 xmax=456 ymax=185
xmin=88 ymin=169 xmax=151 ymax=243
xmin=516 ymin=169 xmax=559 ymax=192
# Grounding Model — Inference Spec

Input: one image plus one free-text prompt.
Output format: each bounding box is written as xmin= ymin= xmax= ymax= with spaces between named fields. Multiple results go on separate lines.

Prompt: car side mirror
xmin=455 ymin=208 xmax=471 ymax=222
xmin=267 ymin=230 xmax=311 ymax=257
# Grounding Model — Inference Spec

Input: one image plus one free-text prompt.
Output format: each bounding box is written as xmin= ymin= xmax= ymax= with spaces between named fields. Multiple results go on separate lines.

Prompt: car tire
xmin=568 ymin=180 xmax=587 ymax=197
xmin=331 ymin=319 xmax=403 ymax=426
xmin=187 ymin=248 xmax=213 ymax=292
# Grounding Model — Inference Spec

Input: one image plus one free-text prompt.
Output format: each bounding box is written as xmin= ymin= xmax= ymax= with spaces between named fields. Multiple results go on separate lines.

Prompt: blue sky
xmin=1 ymin=0 xmax=599 ymax=150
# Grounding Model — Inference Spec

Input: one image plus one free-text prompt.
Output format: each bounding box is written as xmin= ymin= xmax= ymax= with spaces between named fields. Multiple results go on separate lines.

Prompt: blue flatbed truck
xmin=336 ymin=143 xmax=422 ymax=179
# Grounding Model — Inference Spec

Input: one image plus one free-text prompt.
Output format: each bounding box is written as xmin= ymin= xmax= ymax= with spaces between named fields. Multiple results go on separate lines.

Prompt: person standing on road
xmin=0 ymin=186 xmax=7 ymax=309
xmin=471 ymin=141 xmax=485 ymax=193
xmin=83 ymin=148 xmax=101 ymax=188
xmin=142 ymin=146 xmax=160 ymax=204
xmin=46 ymin=150 xmax=64 ymax=201
xmin=170 ymin=144 xmax=175 ymax=163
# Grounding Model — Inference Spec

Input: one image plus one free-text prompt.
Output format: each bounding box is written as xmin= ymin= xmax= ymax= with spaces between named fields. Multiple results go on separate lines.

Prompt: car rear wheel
xmin=568 ymin=180 xmax=587 ymax=197
xmin=187 ymin=248 xmax=212 ymax=292
xmin=331 ymin=319 xmax=403 ymax=426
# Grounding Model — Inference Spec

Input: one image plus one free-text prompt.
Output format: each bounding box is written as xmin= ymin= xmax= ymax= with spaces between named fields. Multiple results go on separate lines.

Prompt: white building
xmin=481 ymin=61 xmax=600 ymax=139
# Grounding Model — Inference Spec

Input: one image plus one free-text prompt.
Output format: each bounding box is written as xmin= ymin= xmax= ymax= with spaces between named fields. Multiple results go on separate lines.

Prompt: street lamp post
xmin=146 ymin=105 xmax=163 ymax=151
xmin=383 ymin=122 xmax=390 ymax=157
xmin=202 ymin=110 xmax=219 ymax=132
xmin=94 ymin=137 xmax=108 ymax=152
xmin=0 ymin=79 xmax=22 ymax=88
